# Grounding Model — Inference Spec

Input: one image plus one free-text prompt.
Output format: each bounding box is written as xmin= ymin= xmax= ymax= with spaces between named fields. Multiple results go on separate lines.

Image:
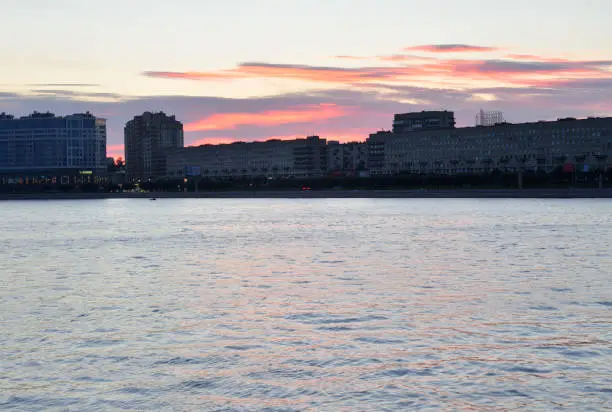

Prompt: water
xmin=1 ymin=198 xmax=611 ymax=411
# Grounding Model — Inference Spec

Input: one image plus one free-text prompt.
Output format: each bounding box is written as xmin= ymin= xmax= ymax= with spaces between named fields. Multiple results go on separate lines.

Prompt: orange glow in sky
xmin=184 ymin=103 xmax=349 ymax=132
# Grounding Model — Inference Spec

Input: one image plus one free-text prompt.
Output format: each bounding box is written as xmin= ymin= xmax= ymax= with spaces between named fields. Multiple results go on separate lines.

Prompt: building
xmin=293 ymin=136 xmax=328 ymax=177
xmin=124 ymin=111 xmax=183 ymax=181
xmin=368 ymin=116 xmax=612 ymax=176
xmin=165 ymin=136 xmax=327 ymax=180
xmin=0 ymin=111 xmax=107 ymax=184
xmin=392 ymin=110 xmax=456 ymax=134
xmin=366 ymin=131 xmax=392 ymax=172
xmin=327 ymin=141 xmax=367 ymax=175
xmin=475 ymin=109 xmax=505 ymax=126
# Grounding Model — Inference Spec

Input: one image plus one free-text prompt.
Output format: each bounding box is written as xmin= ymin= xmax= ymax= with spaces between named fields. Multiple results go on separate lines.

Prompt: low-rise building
xmin=165 ymin=136 xmax=327 ymax=179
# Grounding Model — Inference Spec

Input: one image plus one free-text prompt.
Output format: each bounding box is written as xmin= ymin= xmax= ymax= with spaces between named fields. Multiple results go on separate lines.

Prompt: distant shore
xmin=1 ymin=188 xmax=612 ymax=200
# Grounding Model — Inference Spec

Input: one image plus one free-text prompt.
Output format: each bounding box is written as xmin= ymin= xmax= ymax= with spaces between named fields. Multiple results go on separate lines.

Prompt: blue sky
xmin=1 ymin=0 xmax=611 ymax=158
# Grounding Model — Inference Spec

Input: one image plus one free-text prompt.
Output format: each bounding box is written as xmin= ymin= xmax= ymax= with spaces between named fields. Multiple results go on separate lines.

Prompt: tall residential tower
xmin=124 ymin=111 xmax=184 ymax=181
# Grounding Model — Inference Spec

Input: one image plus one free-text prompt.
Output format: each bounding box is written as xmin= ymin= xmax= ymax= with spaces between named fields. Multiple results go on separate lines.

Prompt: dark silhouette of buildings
xmin=3 ymin=107 xmax=612 ymax=191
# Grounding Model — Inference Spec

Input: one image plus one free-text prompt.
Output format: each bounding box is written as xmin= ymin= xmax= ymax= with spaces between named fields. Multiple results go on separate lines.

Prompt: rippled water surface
xmin=1 ymin=198 xmax=612 ymax=411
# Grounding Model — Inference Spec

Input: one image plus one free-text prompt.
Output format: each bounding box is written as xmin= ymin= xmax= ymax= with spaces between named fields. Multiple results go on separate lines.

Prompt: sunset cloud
xmin=189 ymin=137 xmax=242 ymax=146
xmin=189 ymin=132 xmax=368 ymax=147
xmin=333 ymin=55 xmax=365 ymax=60
xmin=141 ymin=71 xmax=243 ymax=81
xmin=107 ymin=144 xmax=124 ymax=159
xmin=28 ymin=89 xmax=126 ymax=102
xmin=236 ymin=62 xmax=423 ymax=83
xmin=142 ymin=52 xmax=612 ymax=89
xmin=184 ymin=103 xmax=349 ymax=132
xmin=140 ymin=46 xmax=612 ymax=91
xmin=376 ymin=54 xmax=441 ymax=63
xmin=504 ymin=54 xmax=569 ymax=62
xmin=406 ymin=44 xmax=498 ymax=53
xmin=6 ymin=45 xmax=612 ymax=159
xmin=377 ymin=54 xmax=414 ymax=62
xmin=5 ymin=82 xmax=611 ymax=159
xmin=27 ymin=83 xmax=101 ymax=87
xmin=143 ymin=63 xmax=428 ymax=84
xmin=426 ymin=59 xmax=612 ymax=82
xmin=519 ymin=77 xmax=612 ymax=89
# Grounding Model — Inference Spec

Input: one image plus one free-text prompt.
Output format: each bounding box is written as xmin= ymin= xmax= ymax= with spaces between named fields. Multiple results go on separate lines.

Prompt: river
xmin=1 ymin=199 xmax=611 ymax=410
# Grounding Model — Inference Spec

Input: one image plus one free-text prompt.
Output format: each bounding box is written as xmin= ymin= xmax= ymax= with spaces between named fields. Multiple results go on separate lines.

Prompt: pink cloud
xmin=377 ymin=54 xmax=440 ymax=62
xmin=187 ymin=131 xmax=370 ymax=148
xmin=188 ymin=137 xmax=242 ymax=146
xmin=107 ymin=144 xmax=124 ymax=159
xmin=9 ymin=45 xmax=612 ymax=154
xmin=143 ymin=55 xmax=612 ymax=89
xmin=406 ymin=44 xmax=498 ymax=53
xmin=184 ymin=103 xmax=350 ymax=132
xmin=505 ymin=53 xmax=569 ymax=62
xmin=141 ymin=71 xmax=244 ymax=81
xmin=143 ymin=63 xmax=428 ymax=84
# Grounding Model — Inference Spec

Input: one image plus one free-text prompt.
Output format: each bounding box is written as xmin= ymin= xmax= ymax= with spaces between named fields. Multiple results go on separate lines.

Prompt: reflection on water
xmin=1 ymin=199 xmax=611 ymax=411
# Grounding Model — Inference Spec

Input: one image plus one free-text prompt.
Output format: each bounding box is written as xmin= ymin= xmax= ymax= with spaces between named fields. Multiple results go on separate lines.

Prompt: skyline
xmin=2 ymin=0 xmax=611 ymax=159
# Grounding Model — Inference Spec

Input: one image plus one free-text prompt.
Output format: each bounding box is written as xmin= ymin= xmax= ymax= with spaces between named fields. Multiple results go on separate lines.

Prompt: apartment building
xmin=392 ymin=110 xmax=456 ymax=134
xmin=327 ymin=141 xmax=367 ymax=175
xmin=124 ymin=111 xmax=183 ymax=181
xmin=369 ymin=116 xmax=612 ymax=175
xmin=165 ymin=136 xmax=327 ymax=179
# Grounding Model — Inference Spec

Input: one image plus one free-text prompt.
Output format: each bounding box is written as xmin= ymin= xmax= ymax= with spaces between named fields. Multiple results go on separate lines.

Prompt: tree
xmin=108 ymin=157 xmax=125 ymax=172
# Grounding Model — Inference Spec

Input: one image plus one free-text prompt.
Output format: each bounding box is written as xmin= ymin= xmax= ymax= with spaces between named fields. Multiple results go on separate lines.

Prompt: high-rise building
xmin=0 ymin=111 xmax=107 ymax=181
xmin=475 ymin=109 xmax=505 ymax=126
xmin=124 ymin=111 xmax=183 ymax=181
xmin=392 ymin=110 xmax=456 ymax=133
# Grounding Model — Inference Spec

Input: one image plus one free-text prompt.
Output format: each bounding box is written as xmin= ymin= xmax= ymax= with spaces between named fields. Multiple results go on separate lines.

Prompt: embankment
xmin=1 ymin=188 xmax=612 ymax=200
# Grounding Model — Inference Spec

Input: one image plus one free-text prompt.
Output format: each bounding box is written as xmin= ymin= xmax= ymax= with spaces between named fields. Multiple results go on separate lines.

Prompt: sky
xmin=1 ymin=0 xmax=611 ymax=159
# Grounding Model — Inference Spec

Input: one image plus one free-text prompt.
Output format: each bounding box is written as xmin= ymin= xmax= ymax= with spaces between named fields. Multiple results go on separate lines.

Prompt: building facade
xmin=392 ymin=110 xmax=456 ymax=134
xmin=327 ymin=141 xmax=367 ymax=175
xmin=0 ymin=111 xmax=107 ymax=183
xmin=124 ymin=111 xmax=183 ymax=181
xmin=475 ymin=109 xmax=505 ymax=127
xmin=369 ymin=116 xmax=612 ymax=175
xmin=165 ymin=136 xmax=327 ymax=180
xmin=366 ymin=131 xmax=392 ymax=171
